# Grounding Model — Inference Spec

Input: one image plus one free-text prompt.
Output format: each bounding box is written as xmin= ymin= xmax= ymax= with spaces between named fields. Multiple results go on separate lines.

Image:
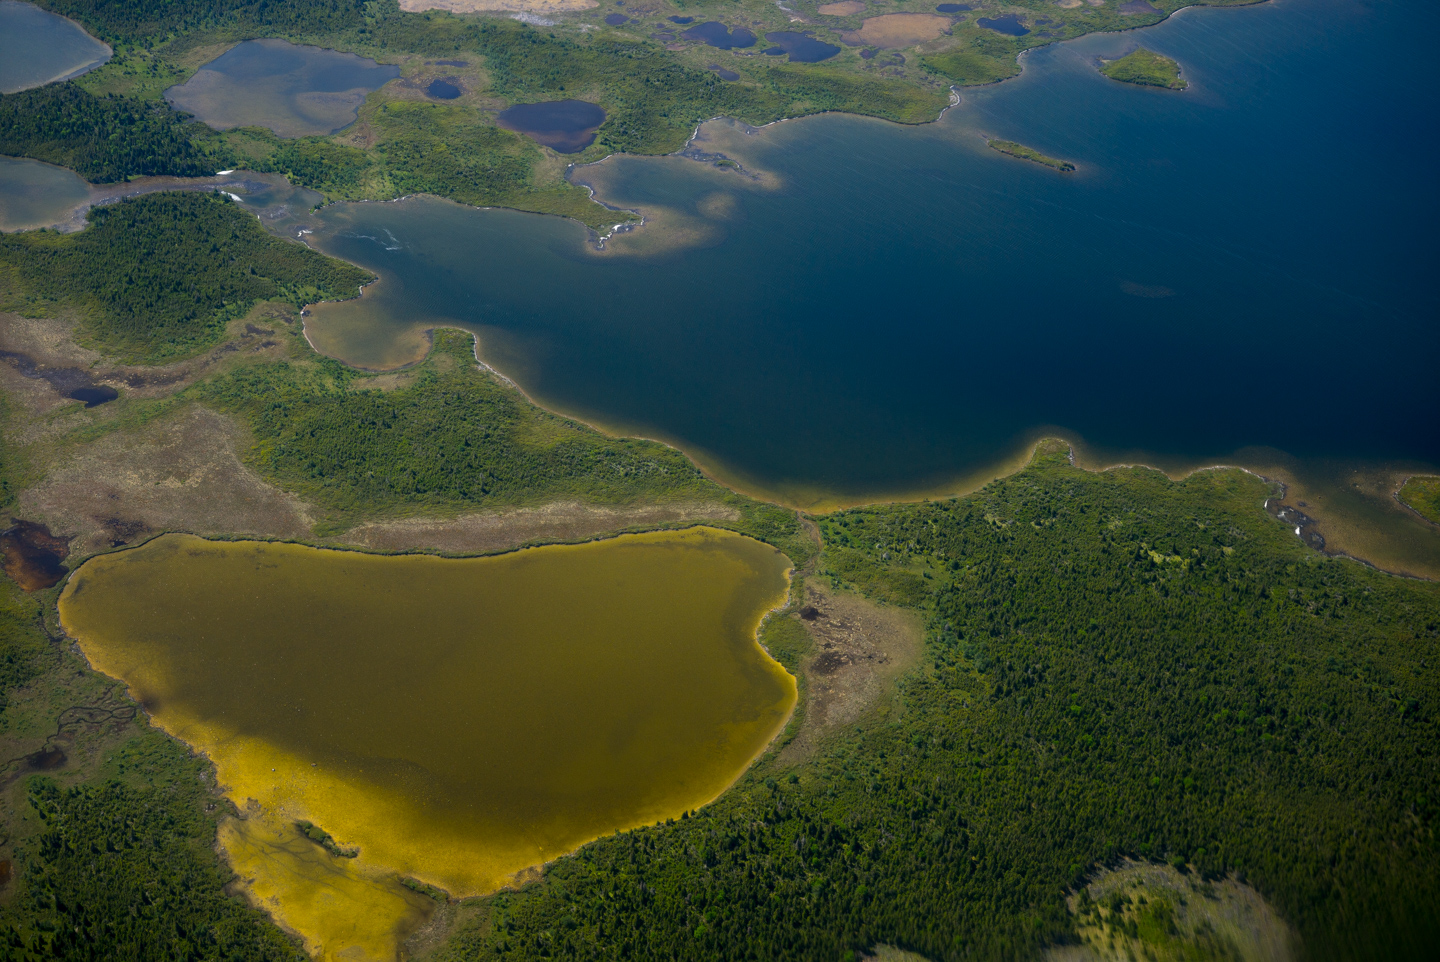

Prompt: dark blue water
xmin=426 ymin=78 xmax=462 ymax=99
xmin=764 ymin=32 xmax=842 ymax=63
xmin=497 ymin=100 xmax=607 ymax=153
xmin=682 ymin=23 xmax=757 ymax=49
xmin=978 ymin=14 xmax=1030 ymax=36
xmin=307 ymin=0 xmax=1438 ymax=554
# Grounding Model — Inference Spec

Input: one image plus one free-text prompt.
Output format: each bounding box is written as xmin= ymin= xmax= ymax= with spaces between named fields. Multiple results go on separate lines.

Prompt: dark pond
xmin=710 ymin=66 xmax=741 ymax=81
xmin=426 ymin=78 xmax=462 ymax=99
xmin=0 ymin=349 xmax=118 ymax=406
xmin=164 ymin=38 xmax=399 ymax=138
xmin=668 ymin=15 xmax=694 ymax=24
xmin=69 ymin=386 xmax=119 ymax=406
xmin=497 ymin=100 xmax=607 ymax=153
xmin=604 ymin=13 xmax=629 ymax=25
xmin=432 ymin=59 xmax=468 ymax=67
xmin=936 ymin=3 xmax=972 ymax=11
xmin=764 ymin=32 xmax=842 ymax=63
xmin=860 ymin=48 xmax=878 ymax=59
xmin=0 ymin=0 xmax=110 ymax=94
xmin=683 ymin=22 xmax=757 ymax=49
xmin=652 ymin=32 xmax=676 ymax=41
xmin=978 ymin=14 xmax=1029 ymax=36
xmin=0 ymin=520 xmax=69 ymax=591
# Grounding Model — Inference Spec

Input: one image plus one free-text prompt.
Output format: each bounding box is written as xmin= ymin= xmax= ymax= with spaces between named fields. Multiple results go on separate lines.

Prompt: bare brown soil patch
xmin=398 ymin=0 xmax=597 ymax=12
xmin=778 ymin=581 xmax=922 ymax=764
xmin=819 ymin=1 xmax=866 ymax=15
xmin=337 ymin=501 xmax=740 ymax=555
xmin=18 ymin=406 xmax=313 ymax=557
xmin=842 ymin=13 xmax=951 ymax=48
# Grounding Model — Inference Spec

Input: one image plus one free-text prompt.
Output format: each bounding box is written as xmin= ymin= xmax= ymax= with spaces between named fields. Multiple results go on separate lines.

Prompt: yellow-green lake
xmin=60 ymin=528 xmax=795 ymax=960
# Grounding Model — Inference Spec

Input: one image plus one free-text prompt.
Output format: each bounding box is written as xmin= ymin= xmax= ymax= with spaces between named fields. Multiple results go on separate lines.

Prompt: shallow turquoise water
xmin=0 ymin=0 xmax=110 ymax=94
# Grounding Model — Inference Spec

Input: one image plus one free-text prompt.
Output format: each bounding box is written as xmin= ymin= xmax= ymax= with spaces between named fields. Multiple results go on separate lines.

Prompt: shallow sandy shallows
xmin=399 ymin=0 xmax=597 ymax=11
xmin=844 ymin=13 xmax=952 ymax=48
xmin=819 ymin=1 xmax=866 ymax=15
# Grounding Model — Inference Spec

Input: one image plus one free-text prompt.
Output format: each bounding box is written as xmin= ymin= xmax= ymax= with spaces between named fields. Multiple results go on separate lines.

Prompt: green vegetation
xmin=0 ymin=85 xmax=228 ymax=183
xmin=1100 ymin=48 xmax=1188 ymax=90
xmin=988 ymin=139 xmax=1076 ymax=172
xmin=1399 ymin=476 xmax=1440 ymax=524
xmin=0 ymin=585 xmax=305 ymax=960
xmin=188 ymin=329 xmax=811 ymax=560
xmin=255 ymin=100 xmax=608 ymax=228
xmin=0 ymin=192 xmax=372 ymax=363
xmin=295 ymin=820 xmax=359 ymax=858
xmin=921 ymin=27 xmax=1024 ymax=86
xmin=434 ymin=449 xmax=1439 ymax=961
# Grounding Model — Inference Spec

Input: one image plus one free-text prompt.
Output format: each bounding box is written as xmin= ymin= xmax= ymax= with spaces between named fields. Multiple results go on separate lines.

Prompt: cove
xmin=0 ymin=0 xmax=110 ymax=94
xmin=0 ymin=156 xmax=90 ymax=232
xmin=298 ymin=0 xmax=1440 ymax=576
xmin=60 ymin=528 xmax=794 ymax=960
xmin=164 ymin=38 xmax=399 ymax=138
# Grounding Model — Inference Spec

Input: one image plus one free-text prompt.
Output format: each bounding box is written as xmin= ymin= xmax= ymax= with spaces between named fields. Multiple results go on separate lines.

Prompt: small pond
xmin=0 ymin=156 xmax=91 ymax=231
xmin=0 ymin=0 xmax=110 ymax=94
xmin=711 ymin=65 xmax=741 ymax=81
xmin=764 ymin=32 xmax=842 ymax=63
xmin=425 ymin=78 xmax=462 ymax=99
xmin=978 ymin=14 xmax=1030 ymax=36
xmin=604 ymin=12 xmax=629 ymax=25
xmin=61 ymin=528 xmax=794 ymax=960
xmin=497 ymin=99 xmax=607 ymax=153
xmin=164 ymin=38 xmax=399 ymax=138
xmin=936 ymin=3 xmax=972 ymax=11
xmin=682 ymin=22 xmax=757 ymax=49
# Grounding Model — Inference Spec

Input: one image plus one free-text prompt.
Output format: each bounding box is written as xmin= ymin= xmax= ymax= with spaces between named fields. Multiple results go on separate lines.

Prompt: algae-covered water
xmin=61 ymin=528 xmax=794 ymax=960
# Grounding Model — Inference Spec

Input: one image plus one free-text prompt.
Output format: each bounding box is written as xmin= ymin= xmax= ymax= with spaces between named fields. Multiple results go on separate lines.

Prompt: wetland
xmin=59 ymin=527 xmax=795 ymax=959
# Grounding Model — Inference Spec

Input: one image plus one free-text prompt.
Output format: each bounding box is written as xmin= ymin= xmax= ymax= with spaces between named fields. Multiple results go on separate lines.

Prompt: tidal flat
xmin=59 ymin=528 xmax=795 ymax=959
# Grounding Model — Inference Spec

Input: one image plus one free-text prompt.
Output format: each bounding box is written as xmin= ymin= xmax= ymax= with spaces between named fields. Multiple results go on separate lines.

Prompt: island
xmin=1100 ymin=47 xmax=1188 ymax=89
xmin=988 ymin=138 xmax=1077 ymax=171
xmin=1399 ymin=475 xmax=1440 ymax=524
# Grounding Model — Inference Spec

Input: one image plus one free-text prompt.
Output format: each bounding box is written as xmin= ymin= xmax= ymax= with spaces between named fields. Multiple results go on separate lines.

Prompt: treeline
xmin=193 ymin=330 xmax=811 ymax=563
xmin=31 ymin=0 xmax=371 ymax=43
xmin=0 ymin=192 xmax=372 ymax=362
xmin=0 ymin=85 xmax=224 ymax=182
xmin=434 ymin=450 xmax=1439 ymax=961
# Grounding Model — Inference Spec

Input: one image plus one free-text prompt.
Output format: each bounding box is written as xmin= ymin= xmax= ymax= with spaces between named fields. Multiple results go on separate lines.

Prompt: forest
xmin=0 ymin=85 xmax=223 ymax=183
xmin=0 ymin=192 xmax=371 ymax=362
xmin=190 ymin=330 xmax=812 ymax=559
xmin=432 ymin=448 xmax=1439 ymax=961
